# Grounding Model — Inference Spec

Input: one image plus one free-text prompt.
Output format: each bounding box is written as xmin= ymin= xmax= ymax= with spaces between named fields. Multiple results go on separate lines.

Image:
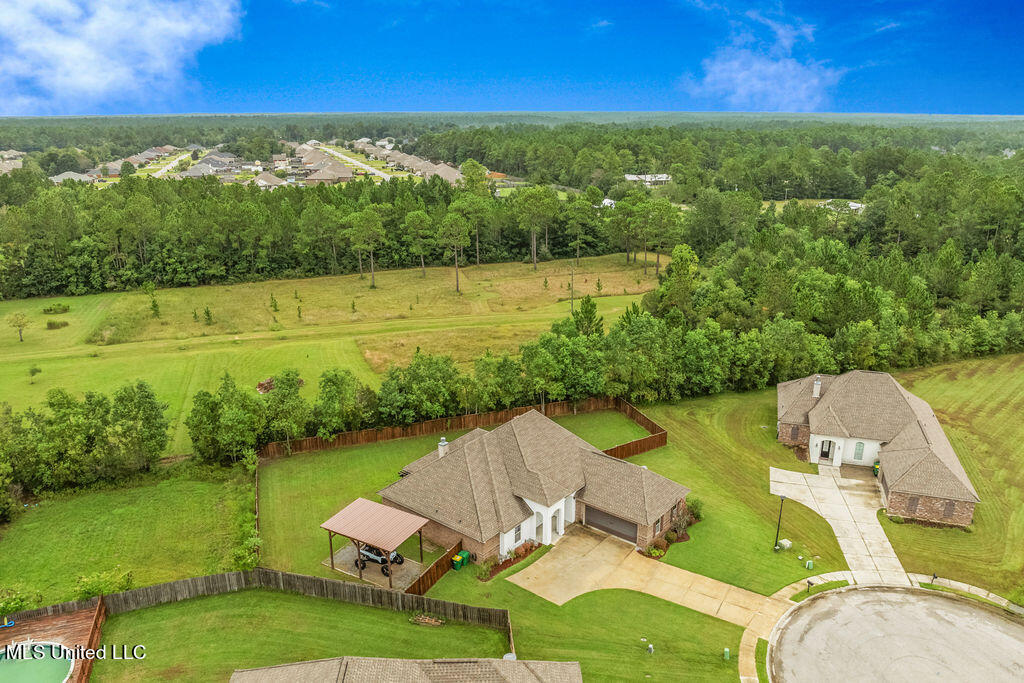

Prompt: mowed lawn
xmin=0 ymin=471 xmax=250 ymax=604
xmin=638 ymin=394 xmax=846 ymax=595
xmin=0 ymin=255 xmax=657 ymax=455
xmin=257 ymin=411 xmax=645 ymax=579
xmin=92 ymin=589 xmax=508 ymax=682
xmin=258 ymin=433 xmax=466 ymax=578
xmin=882 ymin=353 xmax=1024 ymax=603
xmin=430 ymin=551 xmax=742 ymax=681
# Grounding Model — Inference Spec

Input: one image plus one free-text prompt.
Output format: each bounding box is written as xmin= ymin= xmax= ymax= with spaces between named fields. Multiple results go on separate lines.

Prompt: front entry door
xmin=820 ymin=440 xmax=832 ymax=460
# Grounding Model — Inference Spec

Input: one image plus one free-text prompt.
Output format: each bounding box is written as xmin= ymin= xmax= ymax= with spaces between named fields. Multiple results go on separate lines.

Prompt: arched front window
xmin=854 ymin=442 xmax=865 ymax=460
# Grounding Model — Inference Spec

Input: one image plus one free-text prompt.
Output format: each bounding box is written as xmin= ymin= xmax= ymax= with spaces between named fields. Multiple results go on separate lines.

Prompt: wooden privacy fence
xmin=405 ymin=541 xmax=462 ymax=596
xmin=258 ymin=396 xmax=667 ymax=461
xmin=73 ymin=597 xmax=107 ymax=683
xmin=50 ymin=568 xmax=513 ymax=651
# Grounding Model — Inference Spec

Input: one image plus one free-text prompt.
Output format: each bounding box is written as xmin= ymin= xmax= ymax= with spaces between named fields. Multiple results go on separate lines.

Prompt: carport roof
xmin=320 ymin=498 xmax=427 ymax=552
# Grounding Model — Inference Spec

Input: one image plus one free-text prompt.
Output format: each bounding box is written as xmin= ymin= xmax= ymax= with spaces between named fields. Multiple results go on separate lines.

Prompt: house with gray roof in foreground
xmin=380 ymin=410 xmax=689 ymax=561
xmin=777 ymin=370 xmax=980 ymax=525
xmin=231 ymin=656 xmax=582 ymax=682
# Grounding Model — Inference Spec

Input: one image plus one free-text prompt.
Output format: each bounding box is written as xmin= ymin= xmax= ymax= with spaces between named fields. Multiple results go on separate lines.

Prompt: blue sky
xmin=1 ymin=0 xmax=1023 ymax=115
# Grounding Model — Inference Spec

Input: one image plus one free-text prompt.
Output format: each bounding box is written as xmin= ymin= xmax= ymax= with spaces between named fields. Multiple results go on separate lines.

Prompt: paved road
xmin=152 ymin=151 xmax=193 ymax=177
xmin=769 ymin=465 xmax=910 ymax=585
xmin=771 ymin=587 xmax=1024 ymax=682
xmin=321 ymin=146 xmax=391 ymax=180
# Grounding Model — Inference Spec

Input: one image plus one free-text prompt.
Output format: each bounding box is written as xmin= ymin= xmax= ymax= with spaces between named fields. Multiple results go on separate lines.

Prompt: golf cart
xmin=354 ymin=545 xmax=404 ymax=575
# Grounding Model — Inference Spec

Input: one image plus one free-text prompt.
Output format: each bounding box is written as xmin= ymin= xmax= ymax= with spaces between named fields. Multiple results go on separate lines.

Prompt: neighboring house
xmin=433 ymin=163 xmax=463 ymax=185
xmin=185 ymin=143 xmax=203 ymax=151
xmin=230 ymin=656 xmax=582 ymax=682
xmin=179 ymin=163 xmax=218 ymax=178
xmin=380 ymin=410 xmax=689 ymax=561
xmin=306 ymin=139 xmax=322 ymax=147
xmin=252 ymin=171 xmax=286 ymax=190
xmin=0 ymin=149 xmax=26 ymax=160
xmin=305 ymin=166 xmax=353 ymax=185
xmin=625 ymin=173 xmax=671 ymax=186
xmin=777 ymin=370 xmax=980 ymax=525
xmin=49 ymin=171 xmax=95 ymax=184
xmin=0 ymin=159 xmax=23 ymax=175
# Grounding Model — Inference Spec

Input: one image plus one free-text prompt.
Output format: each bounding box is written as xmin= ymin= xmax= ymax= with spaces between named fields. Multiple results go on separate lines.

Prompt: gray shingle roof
xmin=230 ymin=656 xmax=583 ymax=682
xmin=380 ymin=411 xmax=688 ymax=541
xmin=777 ymin=371 xmax=979 ymax=502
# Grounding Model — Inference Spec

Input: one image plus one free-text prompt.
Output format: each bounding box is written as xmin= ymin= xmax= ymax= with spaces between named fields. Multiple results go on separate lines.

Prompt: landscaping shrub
xmin=664 ymin=530 xmax=677 ymax=543
xmin=74 ymin=567 xmax=133 ymax=600
xmin=0 ymin=586 xmax=42 ymax=615
xmin=41 ymin=303 xmax=69 ymax=314
xmin=686 ymin=497 xmax=704 ymax=522
xmin=645 ymin=545 xmax=666 ymax=559
xmin=888 ymin=515 xmax=905 ymax=524
xmin=652 ymin=538 xmax=669 ymax=552
xmin=671 ymin=515 xmax=689 ymax=535
xmin=46 ymin=319 xmax=69 ymax=329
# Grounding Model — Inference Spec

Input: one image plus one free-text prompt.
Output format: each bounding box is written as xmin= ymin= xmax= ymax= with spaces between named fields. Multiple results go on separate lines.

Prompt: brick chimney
xmin=812 ymin=375 xmax=822 ymax=399
xmin=437 ymin=437 xmax=448 ymax=458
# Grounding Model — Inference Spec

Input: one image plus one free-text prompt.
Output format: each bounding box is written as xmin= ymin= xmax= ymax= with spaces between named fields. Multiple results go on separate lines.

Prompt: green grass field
xmin=637 ymin=394 xmax=847 ymax=595
xmin=430 ymin=557 xmax=742 ymax=681
xmin=258 ymin=432 xmax=462 ymax=578
xmin=92 ymin=589 xmax=509 ymax=682
xmin=880 ymin=353 xmax=1024 ymax=603
xmin=0 ymin=468 xmax=251 ymax=604
xmin=0 ymin=255 xmax=657 ymax=454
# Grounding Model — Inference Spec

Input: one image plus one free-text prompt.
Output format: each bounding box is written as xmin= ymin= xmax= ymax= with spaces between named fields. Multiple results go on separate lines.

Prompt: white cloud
xmin=684 ymin=49 xmax=842 ymax=111
xmin=590 ymin=19 xmax=613 ymax=29
xmin=682 ymin=5 xmax=843 ymax=111
xmin=0 ymin=0 xmax=241 ymax=114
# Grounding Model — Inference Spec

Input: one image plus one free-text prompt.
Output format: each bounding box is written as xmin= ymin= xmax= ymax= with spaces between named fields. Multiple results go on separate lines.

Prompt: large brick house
xmin=777 ymin=370 xmax=980 ymax=526
xmin=379 ymin=410 xmax=689 ymax=561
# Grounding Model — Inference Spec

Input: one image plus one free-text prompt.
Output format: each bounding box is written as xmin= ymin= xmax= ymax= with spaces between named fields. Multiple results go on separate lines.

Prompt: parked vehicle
xmin=354 ymin=545 xmax=404 ymax=575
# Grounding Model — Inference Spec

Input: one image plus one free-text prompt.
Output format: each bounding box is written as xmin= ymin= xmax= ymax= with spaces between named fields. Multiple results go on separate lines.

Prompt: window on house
xmin=943 ymin=500 xmax=956 ymax=519
xmin=907 ymin=497 xmax=919 ymax=514
xmin=854 ymin=442 xmax=865 ymax=460
xmin=514 ymin=524 xmax=522 ymax=544
xmin=790 ymin=425 xmax=800 ymax=440
xmin=670 ymin=506 xmax=677 ymax=520
xmin=654 ymin=519 xmax=662 ymax=534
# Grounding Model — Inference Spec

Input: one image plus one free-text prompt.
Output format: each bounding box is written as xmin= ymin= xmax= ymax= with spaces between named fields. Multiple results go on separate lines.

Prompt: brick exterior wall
xmin=778 ymin=422 xmax=810 ymax=447
xmin=381 ymin=498 xmax=500 ymax=562
xmin=886 ymin=491 xmax=975 ymax=526
xmin=637 ymin=500 xmax=686 ymax=548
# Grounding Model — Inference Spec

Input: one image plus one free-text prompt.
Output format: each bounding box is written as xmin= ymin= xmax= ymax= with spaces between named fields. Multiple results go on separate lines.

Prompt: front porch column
xmin=541 ymin=510 xmax=553 ymax=545
xmin=556 ymin=508 xmax=565 ymax=535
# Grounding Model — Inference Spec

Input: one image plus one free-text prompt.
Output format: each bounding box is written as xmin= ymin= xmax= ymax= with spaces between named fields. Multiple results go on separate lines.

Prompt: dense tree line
xmin=410 ymin=122 xmax=1024 ymax=200
xmin=0 ymin=381 xmax=169 ymax=520
xmin=0 ymin=169 xmax=622 ymax=299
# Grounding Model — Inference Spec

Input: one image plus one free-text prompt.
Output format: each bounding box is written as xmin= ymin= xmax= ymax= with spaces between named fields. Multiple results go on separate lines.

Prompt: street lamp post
xmin=773 ymin=495 xmax=786 ymax=550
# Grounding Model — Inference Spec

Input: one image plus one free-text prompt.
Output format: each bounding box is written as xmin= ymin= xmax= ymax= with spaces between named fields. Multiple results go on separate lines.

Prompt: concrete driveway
xmin=771 ymin=586 xmax=1024 ymax=682
xmin=769 ymin=465 xmax=910 ymax=586
xmin=508 ymin=525 xmax=791 ymax=636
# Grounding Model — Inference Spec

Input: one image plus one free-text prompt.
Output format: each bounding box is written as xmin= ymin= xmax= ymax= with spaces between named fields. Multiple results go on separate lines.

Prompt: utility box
xmin=778 ymin=538 xmax=793 ymax=550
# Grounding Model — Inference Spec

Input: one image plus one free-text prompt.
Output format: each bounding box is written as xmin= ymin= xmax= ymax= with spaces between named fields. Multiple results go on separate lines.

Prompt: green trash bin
xmin=458 ymin=550 xmax=471 ymax=565
xmin=451 ymin=554 xmax=464 ymax=571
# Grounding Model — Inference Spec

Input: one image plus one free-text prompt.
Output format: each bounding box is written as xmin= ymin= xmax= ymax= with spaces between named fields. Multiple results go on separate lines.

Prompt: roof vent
xmin=812 ymin=375 xmax=822 ymax=399
xmin=438 ymin=437 xmax=448 ymax=458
